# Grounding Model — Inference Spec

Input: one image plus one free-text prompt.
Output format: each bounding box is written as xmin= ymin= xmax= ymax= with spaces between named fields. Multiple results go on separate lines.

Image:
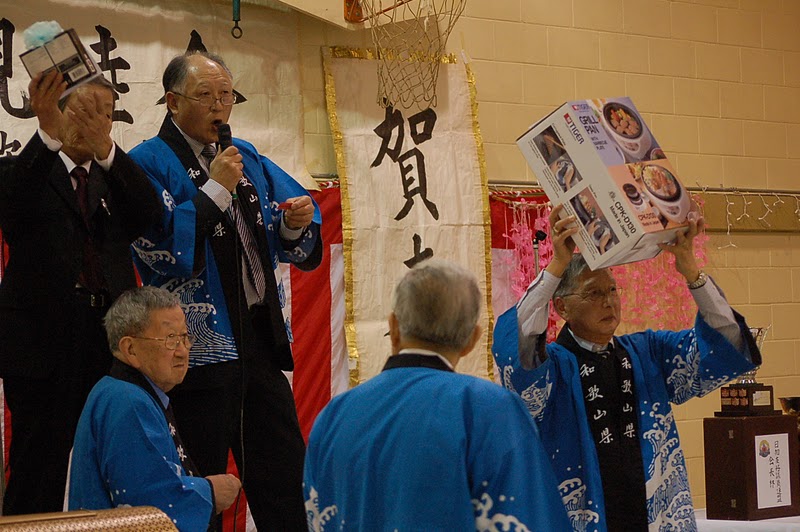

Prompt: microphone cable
xmin=218 ymin=123 xmax=247 ymax=532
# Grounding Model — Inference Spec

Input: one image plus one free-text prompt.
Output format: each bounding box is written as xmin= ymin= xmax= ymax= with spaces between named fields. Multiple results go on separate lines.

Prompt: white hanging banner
xmin=323 ymin=47 xmax=493 ymax=383
xmin=0 ymin=0 xmax=313 ymax=188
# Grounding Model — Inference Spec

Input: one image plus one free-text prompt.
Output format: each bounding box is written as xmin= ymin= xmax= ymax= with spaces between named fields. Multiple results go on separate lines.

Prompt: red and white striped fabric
xmin=288 ymin=185 xmax=350 ymax=438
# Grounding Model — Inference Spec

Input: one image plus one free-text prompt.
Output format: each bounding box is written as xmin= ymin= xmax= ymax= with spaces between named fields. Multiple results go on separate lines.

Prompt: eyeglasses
xmin=173 ymin=91 xmax=237 ymax=107
xmin=131 ymin=333 xmax=196 ymax=350
xmin=563 ymin=286 xmax=622 ymax=303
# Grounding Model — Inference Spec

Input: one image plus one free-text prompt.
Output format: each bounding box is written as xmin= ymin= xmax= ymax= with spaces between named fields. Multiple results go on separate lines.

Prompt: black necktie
xmin=71 ymin=166 xmax=104 ymax=293
xmin=72 ymin=166 xmax=90 ymax=227
xmin=202 ymin=145 xmax=267 ymax=303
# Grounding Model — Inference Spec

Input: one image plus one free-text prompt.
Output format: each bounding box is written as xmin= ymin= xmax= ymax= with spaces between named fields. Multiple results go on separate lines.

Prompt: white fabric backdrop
xmin=0 ymin=0 xmax=313 ymax=187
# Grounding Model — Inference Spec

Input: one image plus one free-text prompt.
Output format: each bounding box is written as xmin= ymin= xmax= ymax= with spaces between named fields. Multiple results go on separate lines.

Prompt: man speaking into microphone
xmin=129 ymin=51 xmax=322 ymax=531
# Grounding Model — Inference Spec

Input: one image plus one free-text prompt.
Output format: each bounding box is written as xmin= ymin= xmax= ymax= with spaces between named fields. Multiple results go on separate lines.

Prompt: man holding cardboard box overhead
xmin=493 ymin=205 xmax=761 ymax=531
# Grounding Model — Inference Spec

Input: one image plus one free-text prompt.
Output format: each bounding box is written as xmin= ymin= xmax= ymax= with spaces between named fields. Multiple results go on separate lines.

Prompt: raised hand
xmin=658 ymin=211 xmax=705 ymax=283
xmin=65 ymin=88 xmax=114 ymax=160
xmin=29 ymin=70 xmax=66 ymax=140
xmin=546 ymin=203 xmax=580 ymax=278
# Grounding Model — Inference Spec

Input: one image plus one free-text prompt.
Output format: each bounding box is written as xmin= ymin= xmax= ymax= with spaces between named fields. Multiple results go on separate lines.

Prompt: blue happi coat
xmin=68 ymin=376 xmax=213 ymax=531
xmin=304 ymin=356 xmax=571 ymax=531
xmin=493 ymin=309 xmax=759 ymax=532
xmin=129 ymin=135 xmax=321 ymax=366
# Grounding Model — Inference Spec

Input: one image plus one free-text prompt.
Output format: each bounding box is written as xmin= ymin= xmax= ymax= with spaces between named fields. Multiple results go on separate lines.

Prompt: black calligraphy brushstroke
xmin=91 ymin=25 xmax=133 ymax=124
xmin=408 ymin=108 xmax=436 ymax=144
xmin=403 ymin=233 xmax=433 ymax=269
xmin=395 ymin=147 xmax=439 ymax=221
xmin=0 ymin=131 xmax=21 ymax=157
xmin=371 ymin=103 xmax=440 ymax=221
xmin=0 ymin=19 xmax=34 ymax=119
xmin=371 ymin=105 xmax=404 ymax=167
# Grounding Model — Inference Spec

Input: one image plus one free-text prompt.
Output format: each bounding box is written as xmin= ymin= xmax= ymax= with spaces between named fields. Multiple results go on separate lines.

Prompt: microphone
xmin=216 ymin=123 xmax=237 ymax=200
xmin=217 ymin=123 xmax=232 ymax=150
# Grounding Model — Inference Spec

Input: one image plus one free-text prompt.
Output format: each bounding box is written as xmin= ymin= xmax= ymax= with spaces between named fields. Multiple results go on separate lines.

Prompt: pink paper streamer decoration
xmin=489 ymin=191 xmax=709 ymax=338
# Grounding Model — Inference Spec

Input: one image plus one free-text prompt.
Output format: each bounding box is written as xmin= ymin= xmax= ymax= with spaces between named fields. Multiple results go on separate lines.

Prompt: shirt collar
xmin=142 ymin=375 xmax=170 ymax=409
xmin=398 ymin=348 xmax=454 ymax=371
xmin=171 ymin=118 xmax=206 ymax=159
xmin=567 ymin=328 xmax=614 ymax=353
xmin=59 ymin=151 xmax=91 ymax=175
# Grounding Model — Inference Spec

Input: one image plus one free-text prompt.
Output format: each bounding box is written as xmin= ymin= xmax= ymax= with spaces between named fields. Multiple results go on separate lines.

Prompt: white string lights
xmin=735 ymin=193 xmax=752 ymax=223
xmin=757 ymin=194 xmax=772 ymax=227
xmin=693 ymin=188 xmax=800 ymax=251
xmin=718 ymin=193 xmax=737 ymax=250
xmin=795 ymin=197 xmax=800 ymax=225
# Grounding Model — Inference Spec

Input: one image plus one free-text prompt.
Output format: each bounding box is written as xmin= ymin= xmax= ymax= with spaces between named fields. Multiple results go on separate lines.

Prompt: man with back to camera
xmin=304 ymin=259 xmax=571 ymax=531
xmin=68 ymin=286 xmax=241 ymax=531
xmin=0 ymin=71 xmax=161 ymax=514
xmin=493 ymin=204 xmax=762 ymax=531
xmin=129 ymin=51 xmax=322 ymax=530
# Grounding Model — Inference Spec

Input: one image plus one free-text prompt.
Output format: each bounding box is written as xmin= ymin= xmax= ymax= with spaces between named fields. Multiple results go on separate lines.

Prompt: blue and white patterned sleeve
xmin=634 ymin=311 xmax=760 ymax=405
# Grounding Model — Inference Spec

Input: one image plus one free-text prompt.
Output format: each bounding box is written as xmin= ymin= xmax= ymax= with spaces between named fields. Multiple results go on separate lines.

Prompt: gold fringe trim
xmin=328 ymin=46 xmax=459 ymax=64
xmin=329 ymin=46 xmax=378 ymax=60
xmin=323 ymin=47 xmax=361 ymax=388
xmin=466 ymin=62 xmax=494 ymax=382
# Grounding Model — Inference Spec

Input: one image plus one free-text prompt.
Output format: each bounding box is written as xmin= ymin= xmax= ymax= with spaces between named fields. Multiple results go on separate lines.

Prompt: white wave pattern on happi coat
xmin=501 ymin=365 xmax=553 ymax=422
xmin=642 ymin=403 xmax=696 ymax=531
xmin=162 ymin=278 xmax=238 ymax=364
xmin=472 ymin=489 xmax=531 ymax=532
xmin=132 ymin=237 xmax=177 ymax=275
xmin=558 ymin=477 xmax=600 ymax=532
xmin=304 ymin=487 xmax=338 ymax=532
xmin=667 ymin=330 xmax=733 ymax=405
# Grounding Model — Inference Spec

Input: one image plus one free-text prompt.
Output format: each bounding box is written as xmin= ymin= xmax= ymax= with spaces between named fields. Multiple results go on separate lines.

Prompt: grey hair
xmin=392 ymin=259 xmax=482 ymax=351
xmin=57 ymin=75 xmax=116 ymax=111
xmin=552 ymin=254 xmax=592 ymax=301
xmin=162 ymin=50 xmax=232 ymax=95
xmin=104 ymin=286 xmax=181 ymax=353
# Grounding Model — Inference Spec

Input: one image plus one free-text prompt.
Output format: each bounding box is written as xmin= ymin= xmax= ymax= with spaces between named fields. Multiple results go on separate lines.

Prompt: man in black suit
xmin=0 ymin=70 xmax=161 ymax=514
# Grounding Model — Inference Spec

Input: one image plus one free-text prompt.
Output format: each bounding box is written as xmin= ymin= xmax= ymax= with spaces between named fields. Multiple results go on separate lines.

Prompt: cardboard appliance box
xmin=517 ymin=97 xmax=698 ymax=269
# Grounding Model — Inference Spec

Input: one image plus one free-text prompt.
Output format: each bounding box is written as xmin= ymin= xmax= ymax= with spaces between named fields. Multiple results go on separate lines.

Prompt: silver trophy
xmin=717 ymin=326 xmax=777 ymax=416
xmin=735 ymin=326 xmax=770 ymax=385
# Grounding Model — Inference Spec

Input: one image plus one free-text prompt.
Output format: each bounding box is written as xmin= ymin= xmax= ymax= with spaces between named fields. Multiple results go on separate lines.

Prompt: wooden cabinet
xmin=704 ymin=415 xmax=800 ymax=520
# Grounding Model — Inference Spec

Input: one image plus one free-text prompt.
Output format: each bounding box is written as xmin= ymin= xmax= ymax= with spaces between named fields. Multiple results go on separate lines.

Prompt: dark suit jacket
xmin=0 ymin=133 xmax=161 ymax=378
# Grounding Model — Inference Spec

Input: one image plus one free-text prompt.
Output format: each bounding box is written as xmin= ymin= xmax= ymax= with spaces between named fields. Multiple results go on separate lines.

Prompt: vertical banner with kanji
xmin=323 ymin=48 xmax=493 ymax=384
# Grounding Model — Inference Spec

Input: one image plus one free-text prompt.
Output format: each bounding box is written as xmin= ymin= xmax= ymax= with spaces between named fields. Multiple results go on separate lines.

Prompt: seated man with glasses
xmin=68 ymin=286 xmax=241 ymax=530
xmin=493 ymin=204 xmax=761 ymax=532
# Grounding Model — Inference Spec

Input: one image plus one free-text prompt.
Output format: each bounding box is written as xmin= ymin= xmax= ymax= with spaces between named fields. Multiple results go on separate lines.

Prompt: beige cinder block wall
xmin=297 ymin=0 xmax=800 ymax=510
